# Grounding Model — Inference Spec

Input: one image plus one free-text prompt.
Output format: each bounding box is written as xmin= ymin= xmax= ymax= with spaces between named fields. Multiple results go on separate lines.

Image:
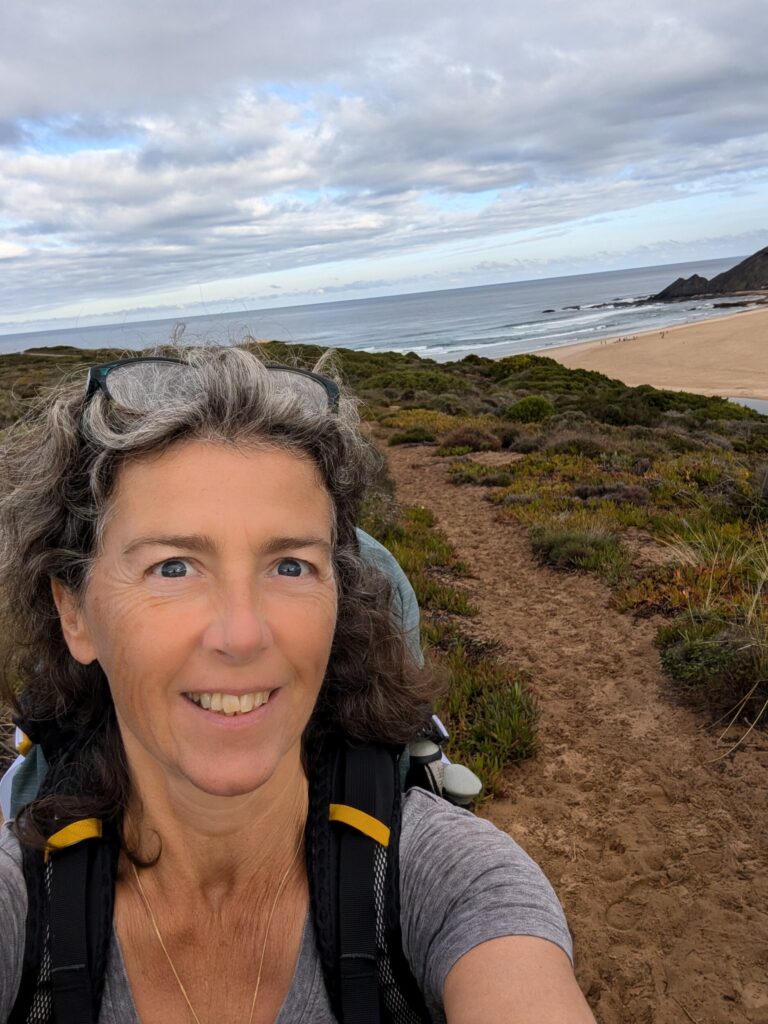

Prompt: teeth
xmin=221 ymin=694 xmax=239 ymax=715
xmin=186 ymin=690 xmax=271 ymax=715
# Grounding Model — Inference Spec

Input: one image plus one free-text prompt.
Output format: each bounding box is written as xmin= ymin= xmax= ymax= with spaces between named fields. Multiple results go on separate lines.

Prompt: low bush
xmin=496 ymin=424 xmax=521 ymax=448
xmin=477 ymin=473 xmax=513 ymax=488
xmin=379 ymin=408 xmax=457 ymax=433
xmin=498 ymin=493 xmax=534 ymax=506
xmin=503 ymin=395 xmax=555 ymax=423
xmin=509 ymin=436 xmax=542 ymax=454
xmin=364 ymin=369 xmax=469 ymax=396
xmin=630 ymin=457 xmax=652 ymax=476
xmin=440 ymin=425 xmax=501 ymax=452
xmin=656 ymin=613 xmax=768 ymax=723
xmin=530 ymin=525 xmax=632 ymax=585
xmin=545 ymin=433 xmax=608 ymax=458
xmin=388 ymin=427 xmax=437 ymax=445
xmin=448 ymin=461 xmax=517 ymax=486
xmin=571 ymin=483 xmax=650 ymax=505
xmin=436 ymin=445 xmax=473 ymax=457
xmin=429 ymin=393 xmax=468 ymax=415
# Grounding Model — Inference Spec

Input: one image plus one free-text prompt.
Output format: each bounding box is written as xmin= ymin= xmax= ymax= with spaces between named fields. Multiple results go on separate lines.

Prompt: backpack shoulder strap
xmin=307 ymin=737 xmax=430 ymax=1024
xmin=10 ymin=826 xmax=118 ymax=1024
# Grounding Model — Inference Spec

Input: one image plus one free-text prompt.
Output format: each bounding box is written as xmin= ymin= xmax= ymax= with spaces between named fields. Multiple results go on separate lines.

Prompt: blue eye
xmin=276 ymin=558 xmax=307 ymax=577
xmin=155 ymin=559 xmax=190 ymax=578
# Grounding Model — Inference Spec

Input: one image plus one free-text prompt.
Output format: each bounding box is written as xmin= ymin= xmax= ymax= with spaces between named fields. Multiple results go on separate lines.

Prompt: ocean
xmin=0 ymin=256 xmax=754 ymax=363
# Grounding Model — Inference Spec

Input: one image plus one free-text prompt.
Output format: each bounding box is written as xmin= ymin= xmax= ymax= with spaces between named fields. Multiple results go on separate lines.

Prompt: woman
xmin=0 ymin=346 xmax=596 ymax=1023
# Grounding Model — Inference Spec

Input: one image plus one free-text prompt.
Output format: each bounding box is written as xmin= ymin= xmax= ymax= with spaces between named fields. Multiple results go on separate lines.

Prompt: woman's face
xmin=53 ymin=440 xmax=338 ymax=799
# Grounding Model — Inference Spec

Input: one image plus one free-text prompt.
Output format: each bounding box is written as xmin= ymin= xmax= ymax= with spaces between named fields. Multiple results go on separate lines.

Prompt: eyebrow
xmin=122 ymin=533 xmax=332 ymax=558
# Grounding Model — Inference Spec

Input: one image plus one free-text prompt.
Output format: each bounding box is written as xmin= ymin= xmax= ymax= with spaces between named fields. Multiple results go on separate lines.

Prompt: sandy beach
xmin=549 ymin=306 xmax=768 ymax=400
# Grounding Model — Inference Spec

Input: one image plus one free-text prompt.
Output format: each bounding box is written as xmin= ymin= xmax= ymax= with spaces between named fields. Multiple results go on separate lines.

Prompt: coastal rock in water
xmin=651 ymin=245 xmax=768 ymax=300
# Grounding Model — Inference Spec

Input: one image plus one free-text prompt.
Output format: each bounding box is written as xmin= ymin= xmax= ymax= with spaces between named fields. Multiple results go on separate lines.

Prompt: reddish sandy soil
xmin=385 ymin=442 xmax=768 ymax=1024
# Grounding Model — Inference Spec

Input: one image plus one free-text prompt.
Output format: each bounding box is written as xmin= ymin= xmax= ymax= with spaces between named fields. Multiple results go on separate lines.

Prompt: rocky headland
xmin=651 ymin=245 xmax=768 ymax=302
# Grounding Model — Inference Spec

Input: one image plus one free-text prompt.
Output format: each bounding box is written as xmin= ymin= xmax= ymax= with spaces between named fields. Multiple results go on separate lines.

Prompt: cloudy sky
xmin=2 ymin=0 xmax=767 ymax=333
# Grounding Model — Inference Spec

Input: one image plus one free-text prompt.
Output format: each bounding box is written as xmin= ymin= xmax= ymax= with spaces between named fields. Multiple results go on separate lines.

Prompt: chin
xmin=177 ymin=756 xmax=282 ymax=799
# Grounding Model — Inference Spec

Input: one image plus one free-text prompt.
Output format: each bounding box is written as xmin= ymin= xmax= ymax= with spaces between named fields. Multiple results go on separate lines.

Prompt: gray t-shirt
xmin=0 ymin=789 xmax=573 ymax=1023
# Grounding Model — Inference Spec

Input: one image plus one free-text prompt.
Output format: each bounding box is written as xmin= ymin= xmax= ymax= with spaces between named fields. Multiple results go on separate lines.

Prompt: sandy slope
xmin=386 ymin=443 xmax=768 ymax=1024
xmin=549 ymin=307 xmax=768 ymax=400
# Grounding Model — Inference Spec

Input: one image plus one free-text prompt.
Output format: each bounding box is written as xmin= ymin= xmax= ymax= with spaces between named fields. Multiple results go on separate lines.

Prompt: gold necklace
xmin=131 ymin=831 xmax=303 ymax=1024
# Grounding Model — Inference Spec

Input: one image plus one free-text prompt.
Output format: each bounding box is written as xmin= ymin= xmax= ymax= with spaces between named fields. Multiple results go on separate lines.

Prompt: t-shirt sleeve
xmin=0 ymin=825 xmax=26 ymax=1022
xmin=399 ymin=789 xmax=573 ymax=1020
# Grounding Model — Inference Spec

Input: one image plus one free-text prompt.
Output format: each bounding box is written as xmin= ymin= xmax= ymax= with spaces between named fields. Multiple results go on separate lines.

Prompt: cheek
xmin=286 ymin=594 xmax=337 ymax=678
xmin=84 ymin=590 xmax=186 ymax=696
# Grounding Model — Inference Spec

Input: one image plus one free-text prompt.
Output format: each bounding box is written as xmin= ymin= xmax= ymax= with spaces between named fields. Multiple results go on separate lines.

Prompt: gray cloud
xmin=1 ymin=0 xmax=767 ymax=322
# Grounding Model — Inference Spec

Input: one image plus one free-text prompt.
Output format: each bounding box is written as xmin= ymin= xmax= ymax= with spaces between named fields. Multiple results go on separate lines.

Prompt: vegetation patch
xmin=503 ymin=395 xmax=555 ymax=423
xmin=378 ymin=408 xmax=458 ymax=433
xmin=656 ymin=613 xmax=768 ymax=725
xmin=530 ymin=526 xmax=632 ymax=586
xmin=360 ymin=497 xmax=538 ymax=794
xmin=440 ymin=425 xmax=501 ymax=452
xmin=571 ymin=483 xmax=650 ymax=505
xmin=388 ymin=427 xmax=437 ymax=446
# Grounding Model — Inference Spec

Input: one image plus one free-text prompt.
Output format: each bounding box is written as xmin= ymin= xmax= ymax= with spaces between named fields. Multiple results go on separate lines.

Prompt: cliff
xmin=652 ymin=246 xmax=768 ymax=300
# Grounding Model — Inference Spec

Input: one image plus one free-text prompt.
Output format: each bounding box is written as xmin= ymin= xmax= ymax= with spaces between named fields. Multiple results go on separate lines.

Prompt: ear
xmin=51 ymin=578 xmax=98 ymax=665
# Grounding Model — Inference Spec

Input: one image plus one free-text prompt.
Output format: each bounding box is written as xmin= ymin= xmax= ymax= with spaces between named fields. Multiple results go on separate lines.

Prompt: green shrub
xmin=440 ymin=425 xmax=501 ymax=452
xmin=530 ymin=526 xmax=632 ymax=585
xmin=365 ymin=369 xmax=468 ymax=395
xmin=436 ymin=445 xmax=473 ymax=457
xmin=510 ymin=436 xmax=542 ymax=454
xmin=496 ymin=424 xmax=522 ymax=448
xmin=388 ymin=427 xmax=437 ymax=446
xmin=545 ymin=433 xmax=607 ymax=458
xmin=503 ymin=395 xmax=555 ymax=423
xmin=477 ymin=473 xmax=513 ymax=488
xmin=656 ymin=614 xmax=768 ymax=722
xmin=571 ymin=483 xmax=650 ymax=505
xmin=499 ymin=493 xmax=534 ymax=507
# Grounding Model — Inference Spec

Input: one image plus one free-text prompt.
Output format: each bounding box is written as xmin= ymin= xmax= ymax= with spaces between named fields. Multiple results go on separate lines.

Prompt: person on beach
xmin=0 ymin=346 xmax=596 ymax=1023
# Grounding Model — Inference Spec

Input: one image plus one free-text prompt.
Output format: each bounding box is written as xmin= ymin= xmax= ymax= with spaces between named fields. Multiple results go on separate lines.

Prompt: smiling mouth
xmin=183 ymin=690 xmax=273 ymax=716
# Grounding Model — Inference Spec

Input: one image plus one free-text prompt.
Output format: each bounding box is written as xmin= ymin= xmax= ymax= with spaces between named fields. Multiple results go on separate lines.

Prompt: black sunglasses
xmin=84 ymin=357 xmax=340 ymax=413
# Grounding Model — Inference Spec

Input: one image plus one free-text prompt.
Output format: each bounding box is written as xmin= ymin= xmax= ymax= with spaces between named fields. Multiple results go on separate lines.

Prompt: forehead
xmin=104 ymin=441 xmax=333 ymax=542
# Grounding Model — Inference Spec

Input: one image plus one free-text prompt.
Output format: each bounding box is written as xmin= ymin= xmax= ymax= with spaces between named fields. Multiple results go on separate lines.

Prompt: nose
xmin=202 ymin=580 xmax=274 ymax=662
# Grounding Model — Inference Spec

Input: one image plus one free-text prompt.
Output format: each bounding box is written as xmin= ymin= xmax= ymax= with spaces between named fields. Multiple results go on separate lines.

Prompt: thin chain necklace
xmin=131 ymin=830 xmax=303 ymax=1024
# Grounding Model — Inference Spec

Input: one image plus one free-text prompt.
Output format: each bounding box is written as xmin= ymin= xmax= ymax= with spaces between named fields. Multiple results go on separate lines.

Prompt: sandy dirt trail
xmin=385 ymin=443 xmax=768 ymax=1024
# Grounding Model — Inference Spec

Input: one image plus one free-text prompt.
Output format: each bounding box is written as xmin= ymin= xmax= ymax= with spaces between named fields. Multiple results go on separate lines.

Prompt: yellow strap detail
xmin=329 ymin=804 xmax=390 ymax=847
xmin=16 ymin=733 xmax=33 ymax=757
xmin=44 ymin=818 xmax=103 ymax=862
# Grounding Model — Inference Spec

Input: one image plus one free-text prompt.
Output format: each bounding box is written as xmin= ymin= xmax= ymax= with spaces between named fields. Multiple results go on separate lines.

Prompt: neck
xmin=122 ymin=749 xmax=308 ymax=900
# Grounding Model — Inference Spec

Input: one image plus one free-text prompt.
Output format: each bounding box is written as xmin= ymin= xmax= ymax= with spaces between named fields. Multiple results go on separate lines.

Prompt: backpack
xmin=3 ymin=530 xmax=481 ymax=1023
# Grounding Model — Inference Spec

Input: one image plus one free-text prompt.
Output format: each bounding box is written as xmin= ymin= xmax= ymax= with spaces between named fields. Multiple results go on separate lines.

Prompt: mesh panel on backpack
xmin=23 ymin=862 xmax=54 ymax=1024
xmin=373 ymin=844 xmax=426 ymax=1024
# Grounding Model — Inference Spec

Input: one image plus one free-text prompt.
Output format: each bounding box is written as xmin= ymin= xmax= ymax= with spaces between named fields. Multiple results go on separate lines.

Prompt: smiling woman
xmin=0 ymin=345 xmax=595 ymax=1024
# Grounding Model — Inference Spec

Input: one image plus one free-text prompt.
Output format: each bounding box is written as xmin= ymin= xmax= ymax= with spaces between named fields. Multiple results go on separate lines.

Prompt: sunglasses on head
xmin=84 ymin=357 xmax=340 ymax=414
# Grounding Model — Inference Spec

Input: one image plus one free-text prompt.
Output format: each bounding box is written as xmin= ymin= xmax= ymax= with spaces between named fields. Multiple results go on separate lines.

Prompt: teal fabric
xmin=10 ymin=747 xmax=48 ymax=813
xmin=355 ymin=528 xmax=424 ymax=668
